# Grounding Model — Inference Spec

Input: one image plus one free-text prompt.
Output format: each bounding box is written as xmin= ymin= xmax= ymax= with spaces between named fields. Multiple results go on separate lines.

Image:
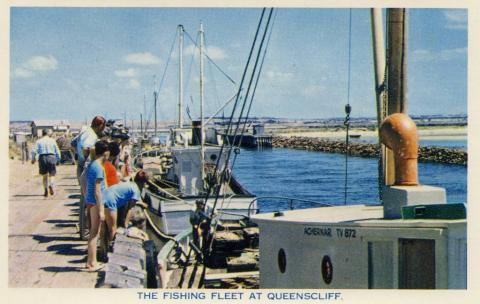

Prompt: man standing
xmin=85 ymin=140 xmax=109 ymax=271
xmin=72 ymin=116 xmax=106 ymax=241
xmin=190 ymin=200 xmax=209 ymax=257
xmin=31 ymin=129 xmax=61 ymax=197
xmin=75 ymin=116 xmax=106 ymax=182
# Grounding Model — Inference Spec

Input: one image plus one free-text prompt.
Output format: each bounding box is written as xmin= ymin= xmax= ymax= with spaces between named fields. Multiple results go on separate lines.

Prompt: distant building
xmin=31 ymin=120 xmax=70 ymax=138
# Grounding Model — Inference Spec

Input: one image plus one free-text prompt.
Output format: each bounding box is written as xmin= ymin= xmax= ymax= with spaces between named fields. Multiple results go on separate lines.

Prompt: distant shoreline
xmin=271 ymin=125 xmax=467 ymax=141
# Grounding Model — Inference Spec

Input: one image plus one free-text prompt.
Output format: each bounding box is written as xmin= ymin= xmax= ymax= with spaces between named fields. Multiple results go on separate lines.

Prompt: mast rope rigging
xmin=210 ymin=8 xmax=275 ymax=217
xmin=236 ymin=8 xmax=278 ymax=150
xmin=200 ymin=7 xmax=267 ymax=211
xmin=184 ymin=30 xmax=237 ymax=86
xmin=198 ymin=8 xmax=275 ymax=288
xmin=145 ymin=30 xmax=178 ymax=131
xmin=204 ymin=36 xmax=223 ymax=117
xmin=344 ymin=8 xmax=352 ymax=206
xmin=185 ymin=31 xmax=199 ymax=117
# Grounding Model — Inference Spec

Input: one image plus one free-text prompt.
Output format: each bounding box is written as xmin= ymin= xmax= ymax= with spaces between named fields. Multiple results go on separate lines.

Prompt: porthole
xmin=210 ymin=154 xmax=217 ymax=161
xmin=278 ymin=248 xmax=286 ymax=273
xmin=321 ymin=255 xmax=333 ymax=284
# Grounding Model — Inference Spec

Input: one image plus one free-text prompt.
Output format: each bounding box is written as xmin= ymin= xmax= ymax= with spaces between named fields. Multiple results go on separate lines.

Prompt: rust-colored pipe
xmin=380 ymin=113 xmax=419 ymax=186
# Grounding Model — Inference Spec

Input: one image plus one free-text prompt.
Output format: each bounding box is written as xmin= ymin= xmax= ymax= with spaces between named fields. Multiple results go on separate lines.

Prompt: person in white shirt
xmin=31 ymin=129 xmax=61 ymax=197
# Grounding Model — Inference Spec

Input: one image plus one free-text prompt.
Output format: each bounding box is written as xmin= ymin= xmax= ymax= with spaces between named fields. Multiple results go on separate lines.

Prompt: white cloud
xmin=13 ymin=67 xmax=34 ymax=78
xmin=123 ymin=52 xmax=161 ymax=65
xmin=127 ymin=79 xmax=141 ymax=89
xmin=12 ymin=55 xmax=58 ymax=78
xmin=115 ymin=68 xmax=137 ymax=78
xmin=24 ymin=55 xmax=58 ymax=71
xmin=411 ymin=49 xmax=433 ymax=62
xmin=302 ymin=84 xmax=326 ymax=97
xmin=205 ymin=46 xmax=227 ymax=60
xmin=184 ymin=45 xmax=227 ymax=60
xmin=444 ymin=9 xmax=467 ymax=30
xmin=440 ymin=47 xmax=467 ymax=60
xmin=265 ymin=70 xmax=294 ymax=82
xmin=412 ymin=47 xmax=466 ymax=62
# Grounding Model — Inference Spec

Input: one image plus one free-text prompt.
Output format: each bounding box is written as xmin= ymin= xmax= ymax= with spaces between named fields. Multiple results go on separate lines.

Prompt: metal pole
xmin=370 ymin=8 xmax=387 ymax=196
xmin=178 ymin=25 xmax=184 ymax=129
xmin=154 ymin=77 xmax=158 ymax=137
xmin=199 ymin=23 xmax=205 ymax=181
xmin=140 ymin=113 xmax=143 ymax=137
xmin=143 ymin=90 xmax=147 ymax=135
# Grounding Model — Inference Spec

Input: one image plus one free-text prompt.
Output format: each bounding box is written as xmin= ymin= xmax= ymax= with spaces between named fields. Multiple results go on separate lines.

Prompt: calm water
xmin=233 ymin=147 xmax=467 ymax=213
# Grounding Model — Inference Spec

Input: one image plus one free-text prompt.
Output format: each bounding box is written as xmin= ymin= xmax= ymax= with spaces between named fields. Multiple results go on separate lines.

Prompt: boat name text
xmin=304 ymin=226 xmax=357 ymax=239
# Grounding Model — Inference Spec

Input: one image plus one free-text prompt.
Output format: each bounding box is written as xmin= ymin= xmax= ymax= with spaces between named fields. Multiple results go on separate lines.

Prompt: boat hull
xmin=145 ymin=190 xmax=257 ymax=235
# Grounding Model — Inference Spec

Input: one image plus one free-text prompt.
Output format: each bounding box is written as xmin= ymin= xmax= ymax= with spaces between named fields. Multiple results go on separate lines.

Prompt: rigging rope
xmin=145 ymin=30 xmax=178 ymax=131
xmin=185 ymin=31 xmax=199 ymax=112
xmin=197 ymin=8 xmax=271 ymax=288
xmin=344 ymin=8 xmax=353 ymax=206
xmin=184 ymin=30 xmax=237 ymax=85
xmin=210 ymin=8 xmax=274 ymax=218
xmin=201 ymin=7 xmax=266 ymax=209
xmin=237 ymin=9 xmax=278 ymax=149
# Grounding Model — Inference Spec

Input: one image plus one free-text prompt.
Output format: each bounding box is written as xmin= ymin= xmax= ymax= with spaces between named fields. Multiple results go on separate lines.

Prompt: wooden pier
xmin=8 ymin=159 xmax=98 ymax=287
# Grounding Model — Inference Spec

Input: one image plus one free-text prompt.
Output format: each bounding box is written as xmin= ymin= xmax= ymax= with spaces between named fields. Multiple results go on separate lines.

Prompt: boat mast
xmin=143 ymin=89 xmax=147 ymax=136
xmin=370 ymin=8 xmax=387 ymax=195
xmin=178 ymin=24 xmax=184 ymax=129
xmin=387 ymin=8 xmax=408 ymax=115
xmin=385 ymin=8 xmax=408 ymax=185
xmin=154 ymin=76 xmax=158 ymax=137
xmin=199 ymin=23 xmax=205 ymax=181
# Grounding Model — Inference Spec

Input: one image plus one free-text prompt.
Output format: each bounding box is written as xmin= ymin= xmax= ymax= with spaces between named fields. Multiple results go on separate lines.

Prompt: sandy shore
xmin=274 ymin=126 xmax=467 ymax=141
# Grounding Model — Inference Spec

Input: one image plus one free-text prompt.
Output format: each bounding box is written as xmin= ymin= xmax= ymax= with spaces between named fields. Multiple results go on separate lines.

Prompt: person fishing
xmin=31 ymin=129 xmax=61 ymax=197
xmin=103 ymin=170 xmax=150 ymax=243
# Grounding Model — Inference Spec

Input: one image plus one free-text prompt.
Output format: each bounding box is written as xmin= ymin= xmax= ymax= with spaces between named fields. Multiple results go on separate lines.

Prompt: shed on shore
xmin=31 ymin=120 xmax=70 ymax=137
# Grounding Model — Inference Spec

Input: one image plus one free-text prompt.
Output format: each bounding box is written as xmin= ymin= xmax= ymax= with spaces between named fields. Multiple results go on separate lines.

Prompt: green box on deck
xmin=401 ymin=203 xmax=466 ymax=220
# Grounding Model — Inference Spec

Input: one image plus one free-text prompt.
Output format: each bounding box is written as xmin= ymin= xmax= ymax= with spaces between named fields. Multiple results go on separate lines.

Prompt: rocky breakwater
xmin=272 ymin=136 xmax=467 ymax=166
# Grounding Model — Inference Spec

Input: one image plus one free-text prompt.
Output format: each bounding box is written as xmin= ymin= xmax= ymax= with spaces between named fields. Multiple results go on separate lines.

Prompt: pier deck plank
xmin=9 ymin=160 xmax=98 ymax=287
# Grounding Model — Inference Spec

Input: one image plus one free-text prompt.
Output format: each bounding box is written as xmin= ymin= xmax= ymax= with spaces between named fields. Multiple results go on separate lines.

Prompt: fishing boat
xmin=135 ymin=24 xmax=257 ymax=237
xmin=155 ymin=8 xmax=466 ymax=290
xmin=252 ymin=8 xmax=466 ymax=289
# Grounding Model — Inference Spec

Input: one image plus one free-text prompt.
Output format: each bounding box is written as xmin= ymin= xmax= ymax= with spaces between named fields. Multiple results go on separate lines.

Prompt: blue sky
xmin=9 ymin=7 xmax=467 ymax=122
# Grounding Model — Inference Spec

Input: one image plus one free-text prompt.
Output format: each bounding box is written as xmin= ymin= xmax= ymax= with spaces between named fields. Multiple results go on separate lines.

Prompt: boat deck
xmin=252 ymin=204 xmax=466 ymax=228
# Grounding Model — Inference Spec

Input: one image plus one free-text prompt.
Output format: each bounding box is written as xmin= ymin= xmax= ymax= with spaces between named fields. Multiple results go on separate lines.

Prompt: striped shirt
xmin=31 ymin=136 xmax=61 ymax=161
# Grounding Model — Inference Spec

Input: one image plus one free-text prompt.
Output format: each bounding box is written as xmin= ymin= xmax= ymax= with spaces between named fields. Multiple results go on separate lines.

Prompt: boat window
xmin=278 ymin=248 xmax=286 ymax=273
xmin=210 ymin=154 xmax=217 ymax=161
